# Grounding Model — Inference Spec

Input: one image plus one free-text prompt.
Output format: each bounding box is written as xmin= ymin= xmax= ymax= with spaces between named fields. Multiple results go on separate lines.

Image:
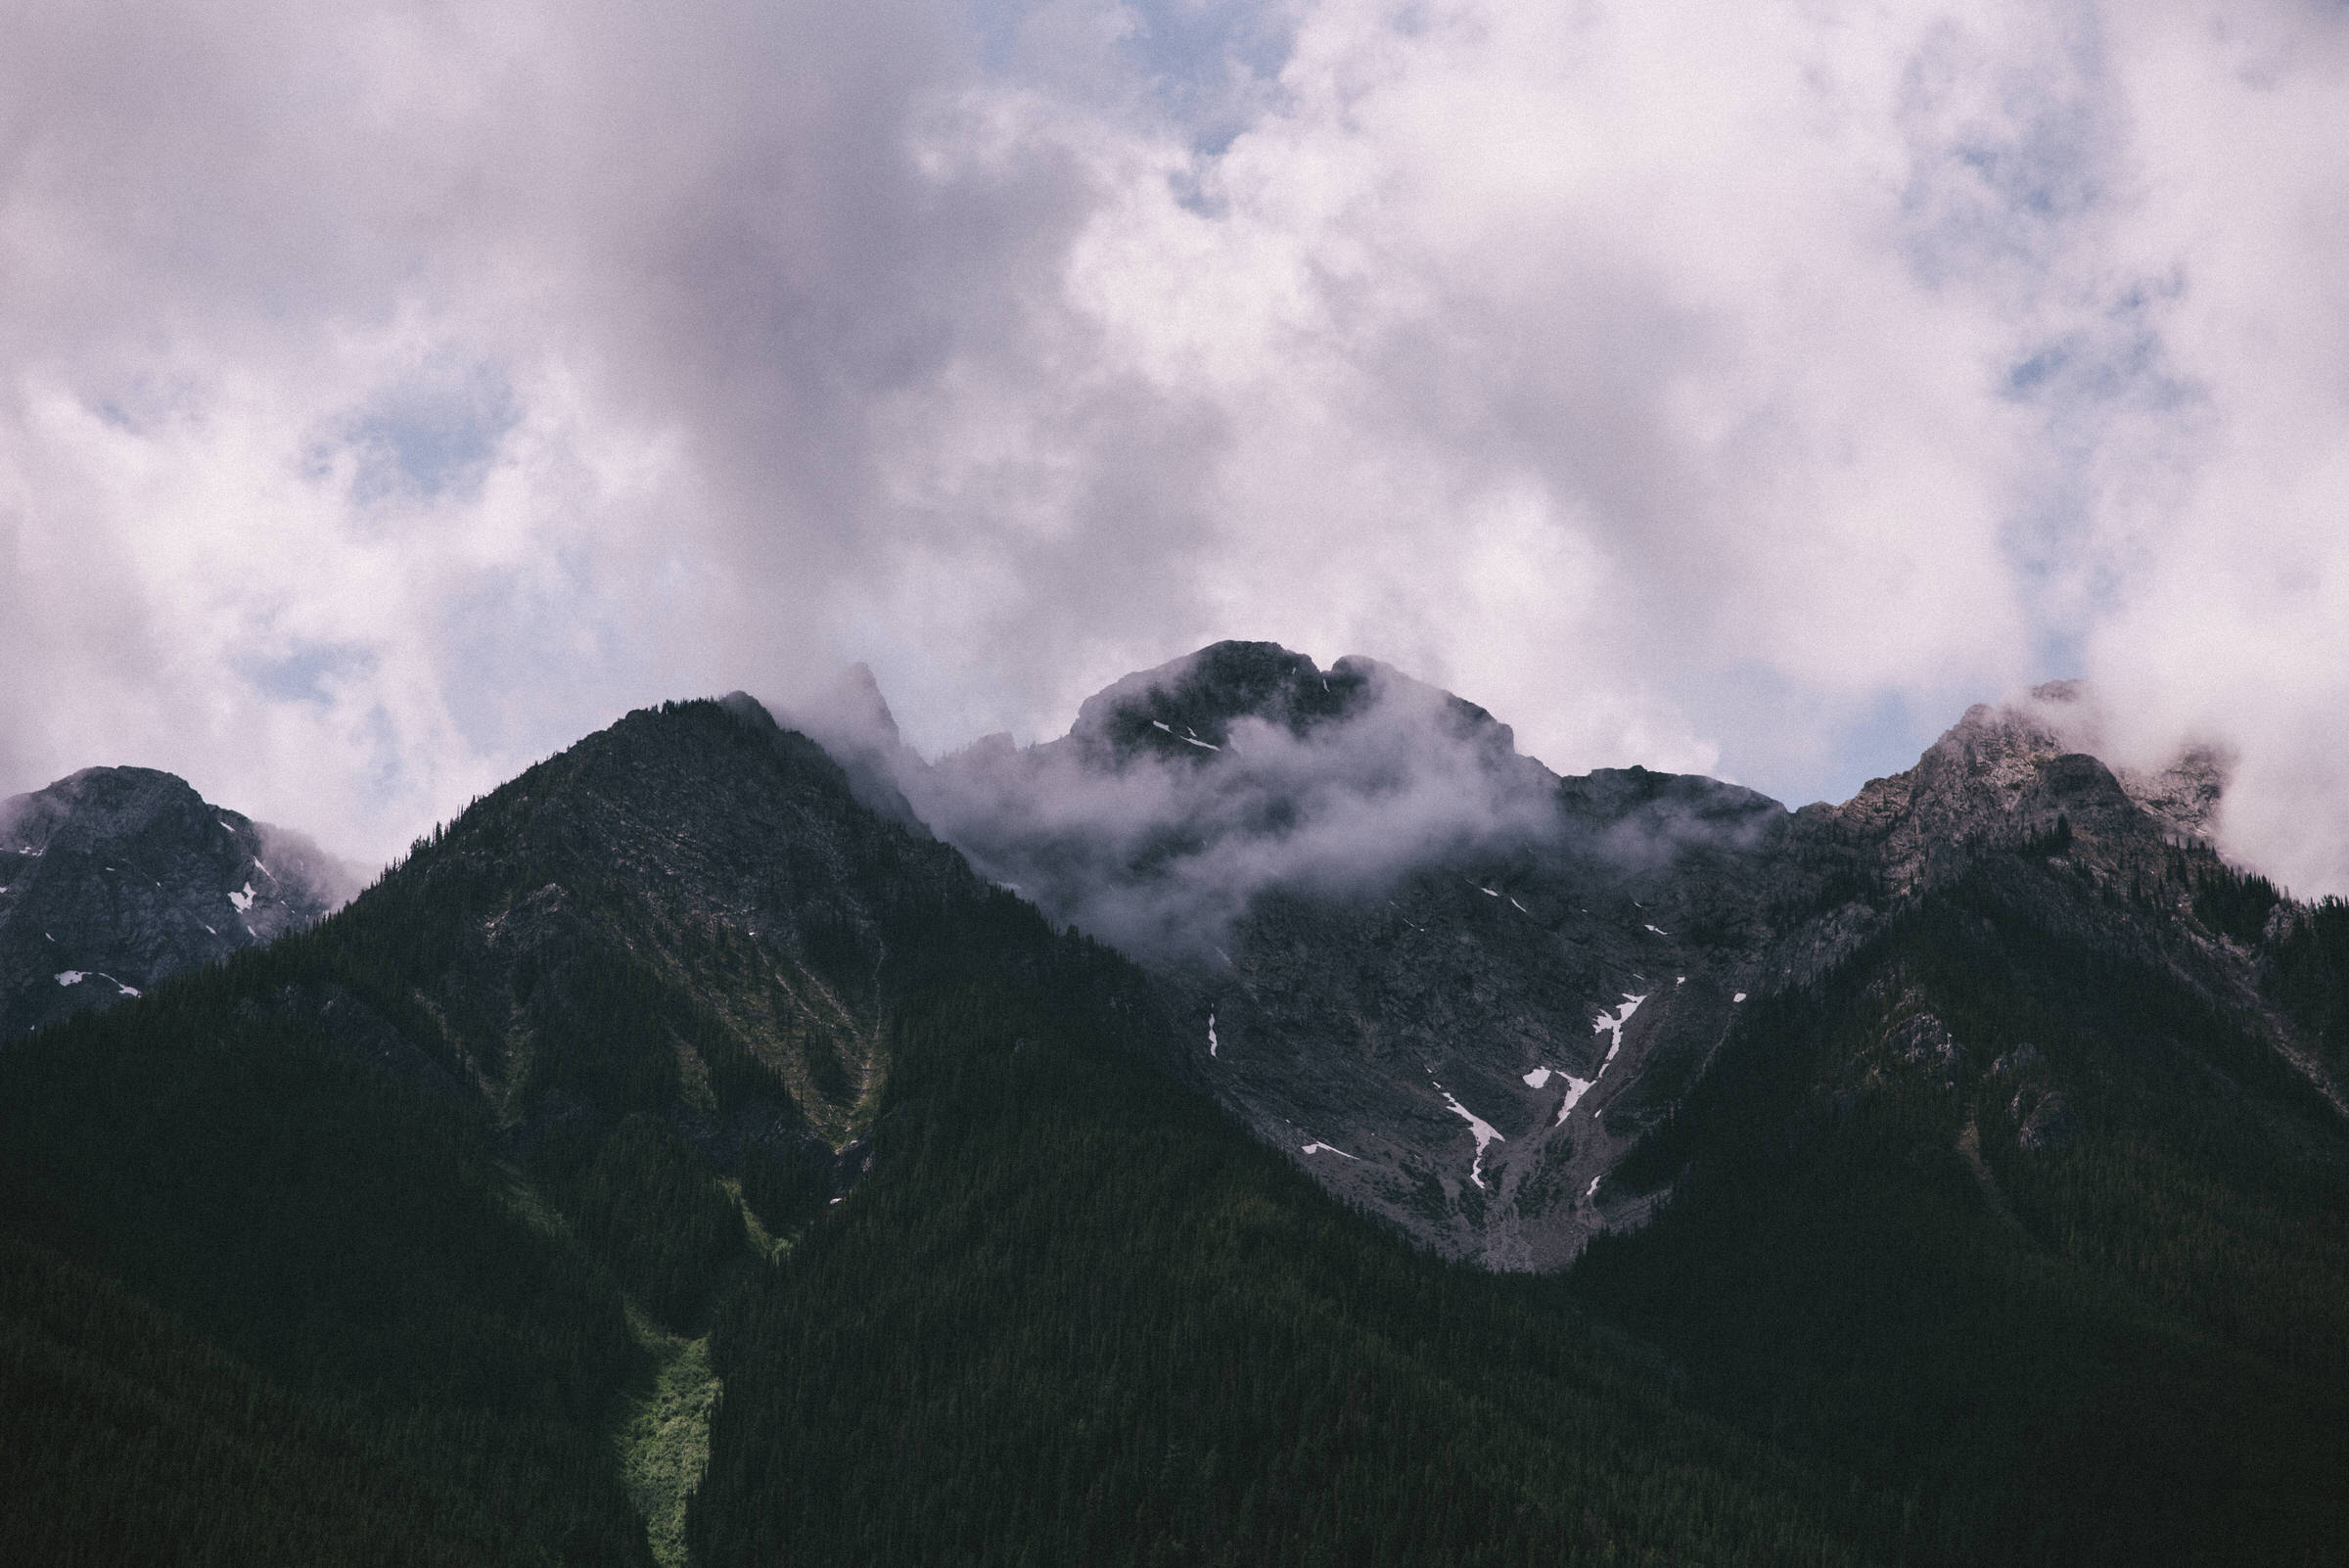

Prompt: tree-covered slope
xmin=6 ymin=693 xmax=2348 ymax=1567
xmin=0 ymin=695 xmax=991 ymax=1564
xmin=690 ymin=902 xmax=1893 ymax=1568
xmin=0 ymin=696 xmax=1894 ymax=1566
xmin=1577 ymin=850 xmax=2349 ymax=1567
xmin=0 ymin=973 xmax=654 ymax=1566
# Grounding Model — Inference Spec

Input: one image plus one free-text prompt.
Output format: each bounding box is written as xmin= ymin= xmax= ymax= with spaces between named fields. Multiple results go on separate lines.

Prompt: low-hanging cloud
xmin=1 ymin=0 xmax=2346 ymax=897
xmin=900 ymin=653 xmax=1571 ymax=959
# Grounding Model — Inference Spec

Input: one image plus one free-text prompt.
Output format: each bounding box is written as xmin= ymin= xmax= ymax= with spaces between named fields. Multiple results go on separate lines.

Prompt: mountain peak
xmin=1 ymin=765 xmax=355 ymax=1037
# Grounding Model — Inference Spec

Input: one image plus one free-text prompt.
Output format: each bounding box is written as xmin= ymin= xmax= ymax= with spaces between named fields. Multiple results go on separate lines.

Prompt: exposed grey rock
xmin=809 ymin=646 xmax=2314 ymax=1268
xmin=2017 ymin=1089 xmax=2078 ymax=1151
xmin=0 ymin=767 xmax=362 ymax=1038
xmin=1993 ymin=1043 xmax=2044 ymax=1079
xmin=1888 ymin=1013 xmax=1960 ymax=1067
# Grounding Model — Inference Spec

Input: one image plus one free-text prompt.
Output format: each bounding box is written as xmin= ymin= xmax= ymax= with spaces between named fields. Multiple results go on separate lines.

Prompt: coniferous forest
xmin=5 ymin=698 xmax=2348 ymax=1566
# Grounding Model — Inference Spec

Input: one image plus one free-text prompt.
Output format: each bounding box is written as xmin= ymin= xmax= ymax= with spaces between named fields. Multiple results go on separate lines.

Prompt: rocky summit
xmin=0 ymin=766 xmax=358 ymax=1038
xmin=905 ymin=642 xmax=2336 ymax=1268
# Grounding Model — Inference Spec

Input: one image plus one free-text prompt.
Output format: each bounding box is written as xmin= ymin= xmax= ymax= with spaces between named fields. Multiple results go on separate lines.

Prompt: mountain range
xmin=3 ymin=645 xmax=2345 ymax=1567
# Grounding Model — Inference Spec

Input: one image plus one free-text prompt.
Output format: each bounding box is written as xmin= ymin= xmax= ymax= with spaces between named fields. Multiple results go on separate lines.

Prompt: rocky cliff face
xmin=0 ymin=767 xmax=358 ymax=1038
xmin=895 ymin=646 xmax=2308 ymax=1268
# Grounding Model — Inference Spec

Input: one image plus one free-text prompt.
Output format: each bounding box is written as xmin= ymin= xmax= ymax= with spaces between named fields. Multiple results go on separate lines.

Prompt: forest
xmin=5 ymin=700 xmax=2347 ymax=1566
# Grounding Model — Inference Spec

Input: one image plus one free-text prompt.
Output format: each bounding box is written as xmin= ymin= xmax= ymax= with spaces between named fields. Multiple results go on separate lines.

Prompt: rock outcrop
xmin=0 ymin=767 xmax=359 ymax=1037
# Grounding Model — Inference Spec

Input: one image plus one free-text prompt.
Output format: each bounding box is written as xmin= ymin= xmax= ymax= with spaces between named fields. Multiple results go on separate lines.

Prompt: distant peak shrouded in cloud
xmin=769 ymin=645 xmax=2259 ymax=974
xmin=893 ymin=642 xmax=1606 ymax=958
xmin=3 ymin=1 xmax=2349 ymax=896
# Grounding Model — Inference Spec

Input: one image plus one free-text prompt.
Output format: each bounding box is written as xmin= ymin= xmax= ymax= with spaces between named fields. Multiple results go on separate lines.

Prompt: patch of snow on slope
xmin=1645 ymin=924 xmax=1669 ymax=937
xmin=1433 ymin=1081 xmax=1505 ymax=1188
xmin=1301 ymin=1142 xmax=1359 ymax=1160
xmin=1543 ymin=993 xmax=1649 ymax=1125
xmin=1586 ymin=1175 xmax=1602 ymax=1201
xmin=1554 ymin=1074 xmax=1597 ymax=1119
xmin=1207 ymin=1011 xmax=1220 ymax=1058
xmin=1523 ymin=1067 xmax=1552 ymax=1088
xmin=1180 ymin=736 xmax=1221 ymax=751
xmin=227 ymin=883 xmax=255 ymax=912
xmin=1593 ymin=994 xmax=1646 ymax=1061
xmin=55 ymin=971 xmax=87 ymax=986
xmin=1733 ymin=992 xmax=1747 ymax=1002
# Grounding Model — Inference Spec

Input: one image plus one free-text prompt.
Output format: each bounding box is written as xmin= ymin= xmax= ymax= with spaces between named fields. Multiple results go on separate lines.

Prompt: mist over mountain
xmin=790 ymin=641 xmax=2327 ymax=1268
xmin=4 ymin=663 xmax=2347 ymax=1565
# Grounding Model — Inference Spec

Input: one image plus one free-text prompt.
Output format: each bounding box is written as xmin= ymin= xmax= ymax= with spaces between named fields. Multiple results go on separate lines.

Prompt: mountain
xmin=908 ymin=643 xmax=2344 ymax=1271
xmin=4 ymin=674 xmax=2347 ymax=1565
xmin=0 ymin=766 xmax=359 ymax=1038
xmin=0 ymin=695 xmax=1890 ymax=1566
xmin=0 ymin=697 xmax=1057 ymax=1564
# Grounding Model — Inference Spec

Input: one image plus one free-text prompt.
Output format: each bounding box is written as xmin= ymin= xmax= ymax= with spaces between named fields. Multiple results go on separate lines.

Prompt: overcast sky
xmin=3 ymin=0 xmax=2346 ymax=890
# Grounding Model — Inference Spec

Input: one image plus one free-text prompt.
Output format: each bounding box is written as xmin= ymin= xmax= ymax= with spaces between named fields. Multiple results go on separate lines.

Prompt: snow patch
xmin=1477 ymin=885 xmax=1498 ymax=898
xmin=1207 ymin=1011 xmax=1220 ymax=1058
xmin=1677 ymin=976 xmax=1685 ymax=986
xmin=1301 ymin=1142 xmax=1359 ymax=1160
xmin=1522 ymin=1067 xmax=1552 ymax=1088
xmin=227 ymin=883 xmax=255 ymax=912
xmin=1180 ymin=736 xmax=1221 ymax=751
xmin=1151 ymin=719 xmax=1173 ymax=733
xmin=1434 ymin=1082 xmax=1505 ymax=1188
xmin=1733 ymin=992 xmax=1747 ymax=1003
xmin=1592 ymin=993 xmax=1646 ymax=1062
xmin=1554 ymin=1075 xmax=1597 ymax=1119
xmin=115 ymin=981 xmax=140 ymax=997
xmin=1645 ymin=923 xmax=1669 ymax=937
xmin=1510 ymin=898 xmax=1530 ymax=914
xmin=55 ymin=971 xmax=87 ymax=986
xmin=1586 ymin=1174 xmax=1602 ymax=1201
xmin=1540 ymin=992 xmax=1649 ymax=1125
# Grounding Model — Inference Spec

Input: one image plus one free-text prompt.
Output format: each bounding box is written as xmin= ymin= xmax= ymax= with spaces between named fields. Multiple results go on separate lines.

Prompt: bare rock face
xmin=886 ymin=646 xmax=2258 ymax=1270
xmin=0 ymin=767 xmax=362 ymax=1038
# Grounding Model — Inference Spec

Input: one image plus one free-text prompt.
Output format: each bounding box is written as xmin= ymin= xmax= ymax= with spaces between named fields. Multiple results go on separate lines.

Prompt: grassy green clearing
xmin=613 ymin=1308 xmax=719 ymax=1568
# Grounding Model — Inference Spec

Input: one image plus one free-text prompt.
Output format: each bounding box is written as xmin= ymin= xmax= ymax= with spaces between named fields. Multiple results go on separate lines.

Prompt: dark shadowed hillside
xmin=4 ymin=682 xmax=2347 ymax=1566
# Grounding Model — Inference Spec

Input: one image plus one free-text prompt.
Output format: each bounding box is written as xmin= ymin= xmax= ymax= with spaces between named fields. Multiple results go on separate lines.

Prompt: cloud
xmin=0 ymin=0 xmax=2344 ymax=896
xmin=901 ymin=649 xmax=1570 ymax=958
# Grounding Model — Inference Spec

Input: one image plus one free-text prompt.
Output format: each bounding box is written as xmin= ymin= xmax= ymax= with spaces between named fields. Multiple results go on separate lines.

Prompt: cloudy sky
xmin=3 ymin=0 xmax=2346 ymax=889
